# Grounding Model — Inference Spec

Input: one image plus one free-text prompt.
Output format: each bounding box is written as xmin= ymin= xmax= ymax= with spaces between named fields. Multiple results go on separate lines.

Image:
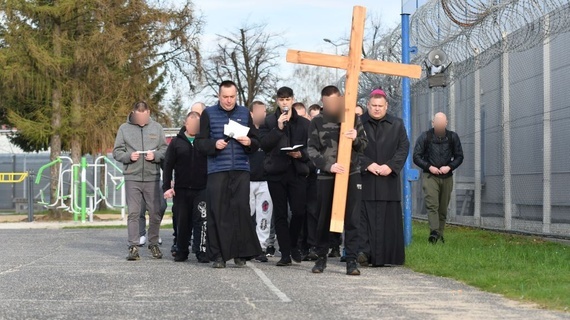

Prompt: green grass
xmin=406 ymin=221 xmax=570 ymax=311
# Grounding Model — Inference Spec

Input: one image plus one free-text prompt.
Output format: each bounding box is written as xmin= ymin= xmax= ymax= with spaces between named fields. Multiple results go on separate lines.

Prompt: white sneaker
xmin=158 ymin=237 xmax=163 ymax=245
xmin=139 ymin=235 xmax=147 ymax=247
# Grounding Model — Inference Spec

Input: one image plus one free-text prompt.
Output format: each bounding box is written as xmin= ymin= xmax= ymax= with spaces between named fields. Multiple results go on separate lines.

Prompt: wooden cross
xmin=287 ymin=6 xmax=422 ymax=232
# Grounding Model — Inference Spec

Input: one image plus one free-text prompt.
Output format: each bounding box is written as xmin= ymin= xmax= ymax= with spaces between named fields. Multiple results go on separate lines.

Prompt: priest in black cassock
xmin=357 ymin=89 xmax=410 ymax=267
xmin=195 ymin=80 xmax=262 ymax=268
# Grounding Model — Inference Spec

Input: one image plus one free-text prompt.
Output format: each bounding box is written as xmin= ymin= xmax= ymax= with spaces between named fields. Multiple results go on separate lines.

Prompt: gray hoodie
xmin=112 ymin=114 xmax=168 ymax=181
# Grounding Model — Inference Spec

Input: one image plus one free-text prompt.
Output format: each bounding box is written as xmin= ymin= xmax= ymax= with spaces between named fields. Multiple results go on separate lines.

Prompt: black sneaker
xmin=255 ymin=254 xmax=268 ymax=262
xmin=276 ymin=256 xmax=292 ymax=266
xmin=428 ymin=230 xmax=440 ymax=244
xmin=174 ymin=253 xmax=188 ymax=262
xmin=171 ymin=244 xmax=178 ymax=257
xmin=265 ymin=246 xmax=276 ymax=257
xmin=212 ymin=257 xmax=226 ymax=268
xmin=312 ymin=256 xmax=327 ymax=273
xmin=328 ymin=246 xmax=341 ymax=258
xmin=127 ymin=246 xmax=140 ymax=261
xmin=357 ymin=252 xmax=369 ymax=267
xmin=196 ymin=251 xmax=210 ymax=263
xmin=291 ymin=248 xmax=303 ymax=263
xmin=234 ymin=258 xmax=247 ymax=268
xmin=346 ymin=260 xmax=361 ymax=276
xmin=148 ymin=244 xmax=163 ymax=259
xmin=304 ymin=247 xmax=318 ymax=261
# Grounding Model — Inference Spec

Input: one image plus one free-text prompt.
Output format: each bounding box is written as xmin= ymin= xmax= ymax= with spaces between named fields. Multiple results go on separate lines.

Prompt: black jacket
xmin=259 ymin=107 xmax=311 ymax=179
xmin=359 ymin=113 xmax=410 ymax=201
xmin=249 ymin=147 xmax=266 ymax=181
xmin=412 ymin=128 xmax=464 ymax=179
xmin=162 ymin=127 xmax=207 ymax=191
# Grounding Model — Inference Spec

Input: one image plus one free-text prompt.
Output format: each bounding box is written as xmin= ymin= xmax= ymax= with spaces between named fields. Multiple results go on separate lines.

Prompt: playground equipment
xmin=0 ymin=171 xmax=35 ymax=222
xmin=35 ymin=156 xmax=126 ymax=223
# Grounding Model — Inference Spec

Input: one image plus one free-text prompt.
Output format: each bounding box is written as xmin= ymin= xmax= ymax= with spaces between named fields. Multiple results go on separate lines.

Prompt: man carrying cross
xmin=308 ymin=85 xmax=368 ymax=275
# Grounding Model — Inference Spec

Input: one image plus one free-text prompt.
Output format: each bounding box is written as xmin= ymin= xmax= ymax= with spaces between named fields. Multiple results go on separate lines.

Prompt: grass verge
xmin=405 ymin=220 xmax=570 ymax=311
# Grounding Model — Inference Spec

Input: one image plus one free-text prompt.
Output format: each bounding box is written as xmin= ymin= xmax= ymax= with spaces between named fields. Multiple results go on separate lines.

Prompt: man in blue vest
xmin=195 ymin=80 xmax=262 ymax=268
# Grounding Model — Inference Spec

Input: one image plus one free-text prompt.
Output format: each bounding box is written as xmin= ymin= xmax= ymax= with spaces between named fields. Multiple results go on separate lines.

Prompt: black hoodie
xmin=162 ymin=126 xmax=207 ymax=192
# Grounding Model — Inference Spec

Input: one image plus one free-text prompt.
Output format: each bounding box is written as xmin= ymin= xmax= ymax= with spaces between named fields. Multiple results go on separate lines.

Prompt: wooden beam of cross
xmin=287 ymin=6 xmax=422 ymax=232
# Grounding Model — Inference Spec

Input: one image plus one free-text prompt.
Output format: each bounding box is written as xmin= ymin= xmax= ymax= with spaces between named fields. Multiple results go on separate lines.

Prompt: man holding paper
xmin=195 ymin=80 xmax=262 ymax=268
xmin=260 ymin=86 xmax=311 ymax=266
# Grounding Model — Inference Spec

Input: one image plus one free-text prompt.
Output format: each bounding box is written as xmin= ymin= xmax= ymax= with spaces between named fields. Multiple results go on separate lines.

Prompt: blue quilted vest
xmin=205 ymin=103 xmax=251 ymax=174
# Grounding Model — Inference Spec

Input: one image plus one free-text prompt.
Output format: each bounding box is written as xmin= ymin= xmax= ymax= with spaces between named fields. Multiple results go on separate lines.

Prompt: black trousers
xmin=267 ymin=167 xmax=307 ymax=258
xmin=207 ymin=171 xmax=262 ymax=261
xmin=315 ymin=174 xmax=362 ymax=261
xmin=299 ymin=174 xmax=318 ymax=249
xmin=173 ymin=188 xmax=207 ymax=256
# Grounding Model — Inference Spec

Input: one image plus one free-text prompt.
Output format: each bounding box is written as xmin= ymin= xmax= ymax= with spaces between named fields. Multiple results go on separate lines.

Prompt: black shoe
xmin=312 ymin=256 xmax=327 ymax=273
xmin=265 ymin=246 xmax=276 ymax=257
xmin=255 ymin=254 xmax=268 ymax=262
xmin=428 ymin=230 xmax=440 ymax=244
xmin=304 ymin=247 xmax=319 ymax=261
xmin=346 ymin=260 xmax=361 ymax=276
xmin=234 ymin=258 xmax=246 ymax=268
xmin=196 ymin=251 xmax=210 ymax=263
xmin=291 ymin=248 xmax=303 ymax=263
xmin=212 ymin=257 xmax=226 ymax=268
xmin=328 ymin=246 xmax=341 ymax=258
xmin=171 ymin=244 xmax=178 ymax=257
xmin=357 ymin=252 xmax=369 ymax=267
xmin=148 ymin=244 xmax=163 ymax=259
xmin=126 ymin=246 xmax=140 ymax=261
xmin=276 ymin=257 xmax=292 ymax=266
xmin=174 ymin=253 xmax=188 ymax=262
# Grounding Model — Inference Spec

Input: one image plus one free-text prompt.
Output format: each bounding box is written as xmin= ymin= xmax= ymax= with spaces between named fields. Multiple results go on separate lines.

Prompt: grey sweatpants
xmin=126 ymin=180 xmax=163 ymax=246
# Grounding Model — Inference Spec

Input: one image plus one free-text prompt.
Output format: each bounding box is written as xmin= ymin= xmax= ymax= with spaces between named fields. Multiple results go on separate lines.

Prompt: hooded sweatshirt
xmin=112 ymin=113 xmax=168 ymax=181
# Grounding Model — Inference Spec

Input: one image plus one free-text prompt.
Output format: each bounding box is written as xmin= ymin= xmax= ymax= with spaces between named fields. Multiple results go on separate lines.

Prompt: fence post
xmin=543 ymin=15 xmax=552 ymax=234
xmin=449 ymin=69 xmax=457 ymax=220
xmin=474 ymin=53 xmax=482 ymax=226
xmin=502 ymin=34 xmax=513 ymax=230
xmin=80 ymin=157 xmax=87 ymax=223
xmin=27 ymin=171 xmax=35 ymax=222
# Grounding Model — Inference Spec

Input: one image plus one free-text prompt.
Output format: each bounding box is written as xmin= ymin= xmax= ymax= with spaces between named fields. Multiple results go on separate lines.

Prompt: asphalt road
xmin=0 ymin=228 xmax=568 ymax=320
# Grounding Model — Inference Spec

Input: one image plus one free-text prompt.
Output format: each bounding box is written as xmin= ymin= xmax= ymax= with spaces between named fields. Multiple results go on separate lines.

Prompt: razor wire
xmin=348 ymin=0 xmax=570 ymax=104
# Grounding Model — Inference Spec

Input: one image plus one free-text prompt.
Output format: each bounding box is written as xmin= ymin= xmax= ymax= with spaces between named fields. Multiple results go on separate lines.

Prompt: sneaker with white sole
xmin=138 ymin=235 xmax=147 ymax=247
xmin=127 ymin=246 xmax=140 ymax=261
xmin=148 ymin=244 xmax=163 ymax=259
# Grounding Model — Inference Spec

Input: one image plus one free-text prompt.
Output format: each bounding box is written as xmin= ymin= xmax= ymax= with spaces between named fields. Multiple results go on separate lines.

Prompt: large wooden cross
xmin=287 ymin=6 xmax=422 ymax=232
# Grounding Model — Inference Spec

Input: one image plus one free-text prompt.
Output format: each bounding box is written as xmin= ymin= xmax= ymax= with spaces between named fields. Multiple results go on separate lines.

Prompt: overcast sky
xmin=183 ymin=0 xmax=426 ymax=105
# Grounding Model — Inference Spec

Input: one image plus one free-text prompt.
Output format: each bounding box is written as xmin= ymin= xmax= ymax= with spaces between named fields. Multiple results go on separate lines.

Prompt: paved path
xmin=0 ymin=227 xmax=568 ymax=320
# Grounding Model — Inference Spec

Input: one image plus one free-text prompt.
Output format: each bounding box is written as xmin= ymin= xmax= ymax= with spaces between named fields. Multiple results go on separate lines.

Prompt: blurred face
xmin=367 ymin=97 xmax=388 ymax=120
xmin=185 ymin=116 xmax=200 ymax=136
xmin=321 ymin=94 xmax=343 ymax=117
xmin=218 ymin=86 xmax=238 ymax=111
xmin=277 ymin=97 xmax=294 ymax=112
xmin=132 ymin=110 xmax=150 ymax=126
xmin=432 ymin=113 xmax=448 ymax=136
xmin=355 ymin=106 xmax=364 ymax=116
xmin=308 ymin=109 xmax=320 ymax=120
xmin=191 ymin=103 xmax=205 ymax=115
xmin=250 ymin=103 xmax=267 ymax=127
xmin=295 ymin=106 xmax=307 ymax=118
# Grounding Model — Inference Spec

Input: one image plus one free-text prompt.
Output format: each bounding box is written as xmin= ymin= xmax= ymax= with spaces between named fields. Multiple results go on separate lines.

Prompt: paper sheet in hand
xmin=280 ymin=145 xmax=304 ymax=152
xmin=224 ymin=120 xmax=250 ymax=138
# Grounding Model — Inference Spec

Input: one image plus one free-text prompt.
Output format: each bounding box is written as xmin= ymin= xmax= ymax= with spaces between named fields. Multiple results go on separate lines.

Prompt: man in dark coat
xmin=413 ymin=112 xmax=464 ymax=244
xmin=195 ymin=80 xmax=262 ymax=268
xmin=163 ymin=111 xmax=209 ymax=263
xmin=259 ymin=87 xmax=311 ymax=266
xmin=357 ymin=89 xmax=409 ymax=267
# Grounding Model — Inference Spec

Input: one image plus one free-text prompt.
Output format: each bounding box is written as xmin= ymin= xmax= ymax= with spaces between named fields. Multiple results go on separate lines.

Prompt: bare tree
xmin=204 ymin=23 xmax=284 ymax=107
xmin=289 ymin=65 xmax=337 ymax=106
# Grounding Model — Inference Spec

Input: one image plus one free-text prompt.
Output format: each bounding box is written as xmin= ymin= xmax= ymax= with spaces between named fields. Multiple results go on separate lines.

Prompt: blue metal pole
xmin=401 ymin=13 xmax=415 ymax=246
